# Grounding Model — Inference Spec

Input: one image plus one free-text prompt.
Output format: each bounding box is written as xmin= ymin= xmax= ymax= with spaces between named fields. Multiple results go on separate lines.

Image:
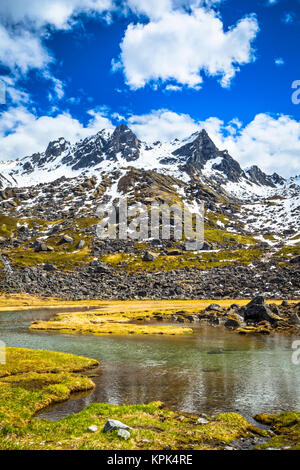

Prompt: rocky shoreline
xmin=1 ymin=260 xmax=299 ymax=300
xmin=28 ymin=296 xmax=300 ymax=337
xmin=1 ymin=347 xmax=299 ymax=450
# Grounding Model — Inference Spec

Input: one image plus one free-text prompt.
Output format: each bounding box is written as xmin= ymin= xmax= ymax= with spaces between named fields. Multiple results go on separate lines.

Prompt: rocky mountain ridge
xmin=0 ymin=125 xmax=290 ymax=190
xmin=0 ymin=125 xmax=299 ymax=300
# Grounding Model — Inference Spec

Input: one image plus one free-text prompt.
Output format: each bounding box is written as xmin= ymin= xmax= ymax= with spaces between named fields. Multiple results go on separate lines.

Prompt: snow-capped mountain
xmin=0 ymin=125 xmax=289 ymax=190
xmin=0 ymin=124 xmax=299 ymax=236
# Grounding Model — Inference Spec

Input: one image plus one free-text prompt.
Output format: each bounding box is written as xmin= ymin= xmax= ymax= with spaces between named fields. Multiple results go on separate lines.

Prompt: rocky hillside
xmin=0 ymin=125 xmax=299 ymax=299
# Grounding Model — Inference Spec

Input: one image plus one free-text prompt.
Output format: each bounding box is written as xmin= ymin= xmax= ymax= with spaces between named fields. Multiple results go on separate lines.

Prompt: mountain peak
xmin=245 ymin=165 xmax=282 ymax=188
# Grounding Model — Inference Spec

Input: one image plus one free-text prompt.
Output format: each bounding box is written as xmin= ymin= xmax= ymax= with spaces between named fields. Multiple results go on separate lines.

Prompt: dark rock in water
xmin=207 ymin=348 xmax=224 ymax=355
xmin=206 ymin=303 xmax=222 ymax=312
xmin=246 ymin=296 xmax=265 ymax=307
xmin=230 ymin=304 xmax=240 ymax=310
xmin=185 ymin=315 xmax=198 ymax=323
xmin=176 ymin=317 xmax=185 ymax=323
xmin=269 ymin=303 xmax=280 ymax=315
xmin=224 ymin=314 xmax=243 ymax=329
xmin=243 ymin=297 xmax=281 ymax=324
xmin=208 ymin=316 xmax=219 ymax=325
xmin=290 ymin=256 xmax=300 ymax=264
xmin=154 ymin=315 xmax=164 ymax=321
xmin=289 ymin=314 xmax=300 ymax=326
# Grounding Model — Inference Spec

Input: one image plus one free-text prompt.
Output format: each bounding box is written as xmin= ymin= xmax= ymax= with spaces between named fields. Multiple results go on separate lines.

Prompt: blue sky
xmin=0 ymin=0 xmax=300 ymax=176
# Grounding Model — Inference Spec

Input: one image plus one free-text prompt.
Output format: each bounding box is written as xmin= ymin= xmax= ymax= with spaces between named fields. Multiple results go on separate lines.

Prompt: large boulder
xmin=205 ymin=303 xmax=222 ymax=312
xmin=59 ymin=234 xmax=74 ymax=244
xmin=289 ymin=314 xmax=300 ymax=326
xmin=243 ymin=296 xmax=281 ymax=324
xmin=34 ymin=240 xmax=52 ymax=252
xmin=224 ymin=313 xmax=243 ymax=329
xmin=103 ymin=419 xmax=131 ymax=433
xmin=142 ymin=251 xmax=156 ymax=262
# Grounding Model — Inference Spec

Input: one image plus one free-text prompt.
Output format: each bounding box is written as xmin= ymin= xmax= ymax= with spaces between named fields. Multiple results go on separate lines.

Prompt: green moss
xmin=29 ymin=310 xmax=193 ymax=336
xmin=0 ymin=215 xmax=18 ymax=237
xmin=205 ymin=227 xmax=257 ymax=246
xmin=277 ymin=244 xmax=300 ymax=258
xmin=0 ymin=348 xmax=98 ymax=432
xmin=206 ymin=211 xmax=230 ymax=227
xmin=0 ymin=347 xmax=99 ymax=378
xmin=75 ymin=217 xmax=99 ymax=229
xmin=101 ymin=248 xmax=262 ymax=272
xmin=0 ymin=349 xmax=262 ymax=450
xmin=255 ymin=412 xmax=300 ymax=450
xmin=8 ymin=247 xmax=93 ymax=270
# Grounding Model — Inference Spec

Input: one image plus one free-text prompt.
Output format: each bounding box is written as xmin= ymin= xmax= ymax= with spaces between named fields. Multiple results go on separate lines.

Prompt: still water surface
xmin=0 ymin=308 xmax=299 ymax=421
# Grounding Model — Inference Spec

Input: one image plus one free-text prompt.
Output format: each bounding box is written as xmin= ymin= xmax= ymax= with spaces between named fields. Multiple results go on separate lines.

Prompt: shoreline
xmin=1 ymin=346 xmax=299 ymax=450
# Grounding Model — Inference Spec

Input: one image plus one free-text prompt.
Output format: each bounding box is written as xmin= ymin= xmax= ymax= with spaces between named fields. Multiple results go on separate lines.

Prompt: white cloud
xmin=128 ymin=109 xmax=199 ymax=142
xmin=198 ymin=113 xmax=300 ymax=177
xmin=0 ymin=25 xmax=52 ymax=75
xmin=126 ymin=0 xmax=222 ymax=20
xmin=128 ymin=109 xmax=300 ymax=177
xmin=275 ymin=57 xmax=285 ymax=66
xmin=0 ymin=106 xmax=113 ymax=161
xmin=0 ymin=0 xmax=114 ymax=30
xmin=0 ymin=1 xmax=114 ymax=102
xmin=0 ymin=76 xmax=31 ymax=105
xmin=1 ymin=106 xmax=300 ymax=177
xmin=165 ymin=84 xmax=183 ymax=92
xmin=116 ymin=8 xmax=259 ymax=89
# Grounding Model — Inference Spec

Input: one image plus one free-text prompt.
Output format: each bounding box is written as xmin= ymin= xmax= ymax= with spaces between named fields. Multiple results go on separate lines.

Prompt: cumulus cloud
xmin=0 ymin=25 xmax=52 ymax=75
xmin=116 ymin=8 xmax=259 ymax=89
xmin=0 ymin=106 xmax=113 ymax=161
xmin=198 ymin=113 xmax=300 ymax=177
xmin=0 ymin=0 xmax=114 ymax=30
xmin=128 ymin=109 xmax=300 ymax=177
xmin=1 ymin=106 xmax=300 ymax=176
xmin=126 ymin=0 xmax=222 ymax=20
xmin=129 ymin=109 xmax=199 ymax=141
xmin=0 ymin=0 xmax=114 ymax=103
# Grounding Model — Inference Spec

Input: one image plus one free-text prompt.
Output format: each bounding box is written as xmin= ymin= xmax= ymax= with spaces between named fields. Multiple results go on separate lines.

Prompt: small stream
xmin=1 ymin=307 xmax=300 ymax=422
